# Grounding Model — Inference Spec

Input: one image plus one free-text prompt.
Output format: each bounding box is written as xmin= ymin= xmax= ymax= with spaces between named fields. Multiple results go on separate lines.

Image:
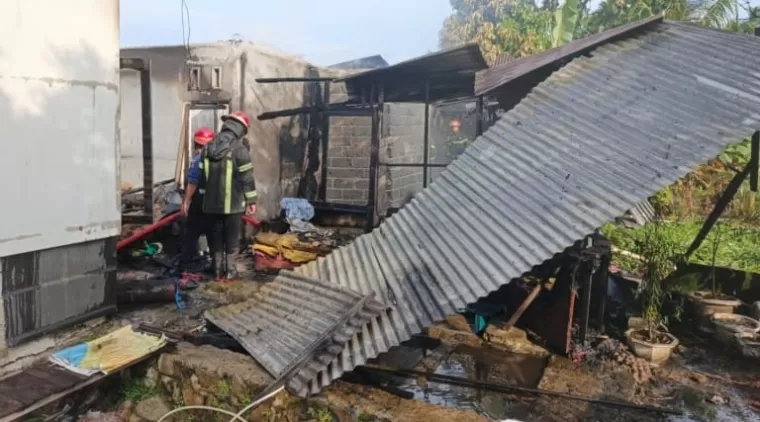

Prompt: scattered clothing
xmin=280 ymin=197 xmax=315 ymax=222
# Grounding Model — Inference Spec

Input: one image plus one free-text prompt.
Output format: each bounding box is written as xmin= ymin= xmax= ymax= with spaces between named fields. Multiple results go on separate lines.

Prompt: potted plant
xmin=625 ymin=218 xmax=680 ymax=365
xmin=686 ymin=224 xmax=741 ymax=322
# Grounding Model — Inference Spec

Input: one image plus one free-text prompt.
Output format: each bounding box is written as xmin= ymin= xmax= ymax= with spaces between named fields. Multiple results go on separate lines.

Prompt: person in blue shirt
xmin=177 ymin=127 xmax=215 ymax=280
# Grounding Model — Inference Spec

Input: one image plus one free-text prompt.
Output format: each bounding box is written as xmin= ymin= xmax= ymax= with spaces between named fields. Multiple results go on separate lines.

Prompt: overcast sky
xmin=120 ymin=0 xmax=453 ymax=66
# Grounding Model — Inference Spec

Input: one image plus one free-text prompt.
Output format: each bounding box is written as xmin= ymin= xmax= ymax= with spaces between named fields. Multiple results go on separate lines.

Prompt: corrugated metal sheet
xmin=474 ymin=15 xmax=662 ymax=96
xmin=295 ymin=21 xmax=760 ymax=391
xmin=335 ymin=44 xmax=487 ymax=103
xmin=492 ymin=54 xmax=516 ymax=67
xmin=626 ymin=200 xmax=656 ymax=226
xmin=204 ymin=272 xmax=387 ymax=397
xmin=328 ymin=55 xmax=389 ymax=70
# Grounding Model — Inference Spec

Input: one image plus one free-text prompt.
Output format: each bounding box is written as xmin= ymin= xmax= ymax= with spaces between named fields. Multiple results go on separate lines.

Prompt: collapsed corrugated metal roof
xmin=293 ymin=21 xmax=760 ymax=392
xmin=204 ymin=272 xmax=387 ymax=396
xmin=335 ymin=44 xmax=487 ymax=103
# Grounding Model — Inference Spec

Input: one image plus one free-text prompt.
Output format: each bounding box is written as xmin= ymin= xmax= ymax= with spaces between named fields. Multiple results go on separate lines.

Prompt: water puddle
xmin=380 ymin=344 xmax=548 ymax=420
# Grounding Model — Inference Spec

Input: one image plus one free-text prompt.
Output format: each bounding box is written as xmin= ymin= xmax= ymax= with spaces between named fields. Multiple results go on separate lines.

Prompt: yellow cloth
xmin=253 ymin=232 xmax=320 ymax=264
xmin=51 ymin=325 xmax=167 ymax=376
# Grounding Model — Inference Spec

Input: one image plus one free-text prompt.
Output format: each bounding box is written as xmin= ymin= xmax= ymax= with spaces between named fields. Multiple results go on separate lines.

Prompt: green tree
xmin=440 ymin=0 xmax=556 ymax=62
xmin=440 ymin=0 xmax=747 ymax=63
xmin=553 ymin=0 xmax=580 ymax=47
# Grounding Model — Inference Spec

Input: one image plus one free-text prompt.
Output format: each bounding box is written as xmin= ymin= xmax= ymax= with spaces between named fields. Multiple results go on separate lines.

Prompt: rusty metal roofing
xmin=474 ymin=15 xmax=663 ymax=96
xmin=204 ymin=272 xmax=387 ymax=396
xmin=335 ymin=44 xmax=487 ymax=103
xmin=492 ymin=53 xmax=516 ymax=66
xmin=296 ymin=21 xmax=760 ymax=391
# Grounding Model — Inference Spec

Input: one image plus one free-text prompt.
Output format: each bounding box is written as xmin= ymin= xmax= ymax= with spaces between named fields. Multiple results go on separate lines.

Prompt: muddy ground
xmin=62 ymin=255 xmax=758 ymax=422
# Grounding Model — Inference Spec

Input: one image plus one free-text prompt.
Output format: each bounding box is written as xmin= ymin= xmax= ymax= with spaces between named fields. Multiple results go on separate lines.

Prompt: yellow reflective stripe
xmin=244 ymin=190 xmax=257 ymax=199
xmin=238 ymin=163 xmax=253 ymax=172
xmin=224 ymin=159 xmax=232 ymax=213
xmin=198 ymin=188 xmax=205 ymax=194
xmin=203 ymin=157 xmax=209 ymax=181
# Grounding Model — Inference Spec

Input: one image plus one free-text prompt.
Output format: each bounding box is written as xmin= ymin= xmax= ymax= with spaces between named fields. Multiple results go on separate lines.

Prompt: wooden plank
xmin=26 ymin=366 xmax=83 ymax=389
xmin=0 ymin=374 xmax=47 ymax=405
xmin=0 ymin=348 xmax=165 ymax=422
xmin=0 ymin=395 xmax=24 ymax=419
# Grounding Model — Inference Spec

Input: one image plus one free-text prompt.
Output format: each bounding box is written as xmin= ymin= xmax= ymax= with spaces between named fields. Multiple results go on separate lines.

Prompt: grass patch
xmin=307 ymin=406 xmax=333 ymax=422
xmin=119 ymin=376 xmax=157 ymax=403
xmin=602 ymin=221 xmax=760 ymax=274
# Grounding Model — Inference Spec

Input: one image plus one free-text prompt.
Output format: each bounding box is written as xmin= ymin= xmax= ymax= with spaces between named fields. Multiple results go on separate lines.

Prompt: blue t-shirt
xmin=187 ymin=154 xmax=202 ymax=185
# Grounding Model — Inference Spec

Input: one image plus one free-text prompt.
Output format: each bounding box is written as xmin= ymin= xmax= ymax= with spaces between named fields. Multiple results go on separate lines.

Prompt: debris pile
xmin=253 ymin=231 xmax=343 ymax=269
xmin=595 ymin=338 xmax=652 ymax=383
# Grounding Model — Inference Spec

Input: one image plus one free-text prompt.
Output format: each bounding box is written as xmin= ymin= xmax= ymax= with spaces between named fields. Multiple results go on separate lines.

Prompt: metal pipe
xmin=365 ymin=84 xmax=380 ymax=232
xmin=475 ymin=96 xmax=484 ymax=137
xmin=319 ymin=82 xmax=331 ymax=201
xmin=751 ymin=130 xmax=759 ymax=192
xmin=380 ymin=162 xmax=448 ymax=168
xmin=255 ymin=77 xmax=334 ymax=83
xmin=139 ymin=65 xmax=154 ymax=217
xmin=358 ymin=367 xmax=682 ymax=416
xmin=422 ymin=79 xmax=431 ymax=188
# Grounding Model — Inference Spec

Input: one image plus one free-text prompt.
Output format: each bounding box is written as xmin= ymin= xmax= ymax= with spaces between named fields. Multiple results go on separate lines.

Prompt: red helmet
xmin=222 ymin=111 xmax=251 ymax=129
xmin=193 ymin=127 xmax=215 ymax=145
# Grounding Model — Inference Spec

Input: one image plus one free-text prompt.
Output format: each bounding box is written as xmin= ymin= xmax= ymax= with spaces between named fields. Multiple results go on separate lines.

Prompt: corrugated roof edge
xmin=474 ymin=15 xmax=663 ymax=96
xmin=204 ymin=270 xmax=389 ymax=397
xmin=333 ymin=43 xmax=487 ymax=83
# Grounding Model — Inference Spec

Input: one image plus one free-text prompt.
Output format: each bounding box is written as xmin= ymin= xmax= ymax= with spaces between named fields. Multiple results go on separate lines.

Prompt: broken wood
xmin=503 ymin=278 xmax=555 ymax=331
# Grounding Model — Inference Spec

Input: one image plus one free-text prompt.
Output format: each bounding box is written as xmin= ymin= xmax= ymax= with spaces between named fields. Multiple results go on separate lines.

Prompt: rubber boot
xmin=212 ymin=252 xmax=225 ymax=282
xmin=225 ymin=250 xmax=241 ymax=282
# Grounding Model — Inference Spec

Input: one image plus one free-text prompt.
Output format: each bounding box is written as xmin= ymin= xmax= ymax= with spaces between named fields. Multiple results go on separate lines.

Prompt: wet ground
xmin=369 ymin=344 xmax=546 ymax=420
xmin=105 ymin=241 xmax=760 ymax=422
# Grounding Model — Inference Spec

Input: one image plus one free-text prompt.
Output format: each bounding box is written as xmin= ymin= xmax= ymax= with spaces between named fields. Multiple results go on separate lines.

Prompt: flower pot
xmin=711 ymin=313 xmax=760 ymax=335
xmin=736 ymin=333 xmax=760 ymax=359
xmin=625 ymin=329 xmax=679 ymax=365
xmin=687 ymin=291 xmax=741 ymax=331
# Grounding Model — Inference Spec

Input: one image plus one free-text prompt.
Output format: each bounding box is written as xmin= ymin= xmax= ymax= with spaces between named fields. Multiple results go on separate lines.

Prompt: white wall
xmin=0 ymin=0 xmax=121 ymax=258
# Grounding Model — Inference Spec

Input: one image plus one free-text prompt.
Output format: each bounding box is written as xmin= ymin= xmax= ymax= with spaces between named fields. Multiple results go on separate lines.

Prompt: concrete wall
xmin=0 ymin=0 xmax=119 ymax=357
xmin=0 ymin=0 xmax=121 ymax=258
xmin=324 ymin=101 xmax=479 ymax=212
xmin=120 ymin=43 xmax=345 ymax=220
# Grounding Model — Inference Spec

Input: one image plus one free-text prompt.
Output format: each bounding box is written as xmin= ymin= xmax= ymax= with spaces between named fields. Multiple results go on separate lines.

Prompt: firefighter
xmin=446 ymin=119 xmax=471 ymax=160
xmin=178 ymin=127 xmax=214 ymax=280
xmin=183 ymin=111 xmax=257 ymax=282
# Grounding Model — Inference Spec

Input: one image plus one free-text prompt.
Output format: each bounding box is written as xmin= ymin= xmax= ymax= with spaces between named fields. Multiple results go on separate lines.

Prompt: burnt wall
xmin=325 ymin=101 xmax=479 ymax=213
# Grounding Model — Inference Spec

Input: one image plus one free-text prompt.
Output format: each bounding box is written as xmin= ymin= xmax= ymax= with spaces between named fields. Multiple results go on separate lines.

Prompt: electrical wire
xmin=156 ymin=385 xmax=285 ymax=422
xmin=180 ymin=0 xmax=191 ymax=58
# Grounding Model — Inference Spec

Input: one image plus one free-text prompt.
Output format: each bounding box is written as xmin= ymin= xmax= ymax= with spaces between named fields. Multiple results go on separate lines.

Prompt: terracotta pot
xmin=687 ymin=291 xmax=741 ymax=319
xmin=625 ymin=329 xmax=679 ymax=365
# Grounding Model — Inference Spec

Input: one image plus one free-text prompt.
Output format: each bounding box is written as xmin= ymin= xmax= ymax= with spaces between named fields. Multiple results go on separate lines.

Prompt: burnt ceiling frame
xmin=256 ymin=45 xmax=488 ymax=232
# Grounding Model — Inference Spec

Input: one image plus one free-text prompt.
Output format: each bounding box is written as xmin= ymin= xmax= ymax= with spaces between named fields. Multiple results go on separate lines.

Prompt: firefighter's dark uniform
xmin=201 ymin=119 xmax=257 ymax=279
xmin=177 ymin=153 xmax=210 ymax=274
xmin=447 ymin=134 xmax=471 ymax=160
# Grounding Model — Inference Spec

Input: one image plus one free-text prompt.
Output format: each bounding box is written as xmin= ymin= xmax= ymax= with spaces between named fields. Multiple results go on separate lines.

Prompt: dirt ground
xmin=108 ymin=249 xmax=760 ymax=422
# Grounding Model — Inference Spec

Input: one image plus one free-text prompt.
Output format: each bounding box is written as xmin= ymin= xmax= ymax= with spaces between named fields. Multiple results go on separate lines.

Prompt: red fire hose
xmin=118 ymin=212 xmax=261 ymax=251
xmin=242 ymin=215 xmax=260 ymax=227
xmin=117 ymin=212 xmax=181 ymax=250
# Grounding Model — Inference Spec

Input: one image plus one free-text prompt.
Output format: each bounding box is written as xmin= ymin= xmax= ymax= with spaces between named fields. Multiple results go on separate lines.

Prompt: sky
xmin=120 ymin=0 xmax=453 ymax=67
